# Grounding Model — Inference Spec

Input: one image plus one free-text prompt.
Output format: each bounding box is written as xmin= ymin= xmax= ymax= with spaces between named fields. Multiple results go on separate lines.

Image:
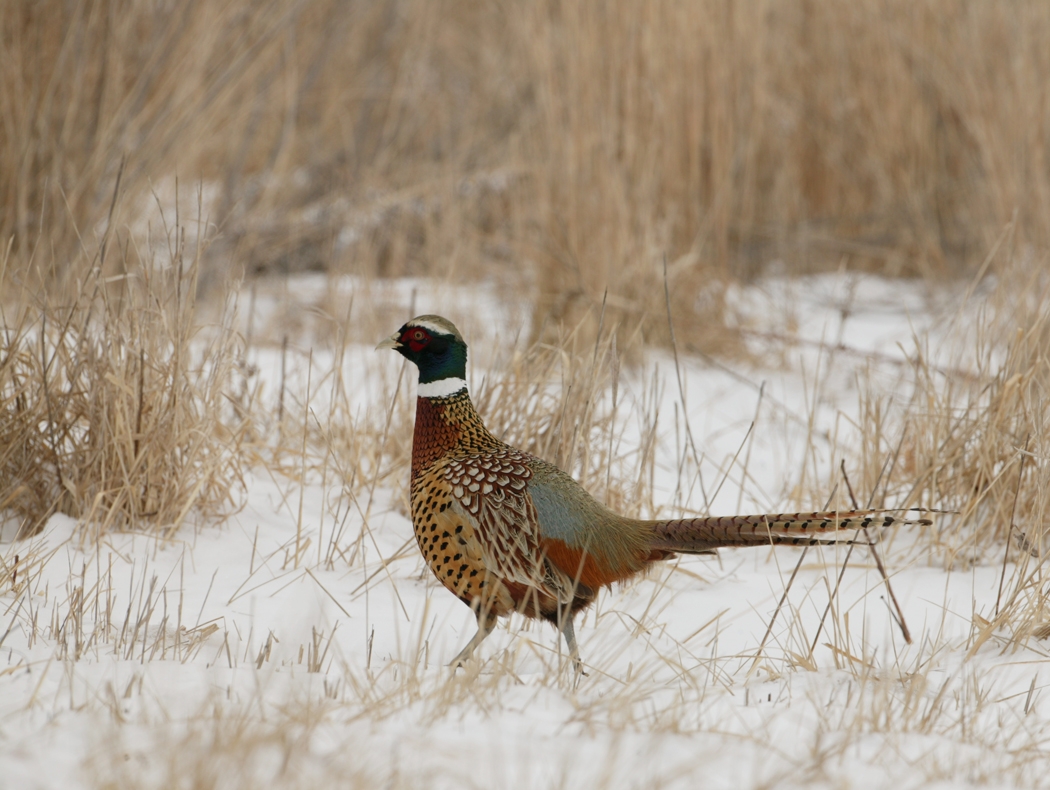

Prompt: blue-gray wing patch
xmin=527 ymin=462 xmax=605 ymax=547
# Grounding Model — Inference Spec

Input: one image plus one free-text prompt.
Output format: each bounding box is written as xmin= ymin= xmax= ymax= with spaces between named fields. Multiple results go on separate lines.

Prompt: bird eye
xmin=413 ymin=330 xmax=426 ymax=341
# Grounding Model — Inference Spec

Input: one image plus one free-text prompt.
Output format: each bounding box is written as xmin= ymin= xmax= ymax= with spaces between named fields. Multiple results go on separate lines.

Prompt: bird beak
xmin=375 ymin=333 xmax=402 ymax=352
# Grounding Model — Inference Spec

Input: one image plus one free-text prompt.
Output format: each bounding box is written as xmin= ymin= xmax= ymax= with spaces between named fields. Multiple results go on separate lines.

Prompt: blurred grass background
xmin=4 ymin=0 xmax=1049 ymax=344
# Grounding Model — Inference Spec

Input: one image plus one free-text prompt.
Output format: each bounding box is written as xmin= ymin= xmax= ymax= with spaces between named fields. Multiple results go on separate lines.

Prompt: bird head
xmin=376 ymin=315 xmax=468 ymax=393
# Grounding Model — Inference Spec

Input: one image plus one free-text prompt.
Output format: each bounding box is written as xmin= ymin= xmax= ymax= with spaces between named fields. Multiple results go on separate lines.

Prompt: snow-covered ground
xmin=2 ymin=273 xmax=1048 ymax=789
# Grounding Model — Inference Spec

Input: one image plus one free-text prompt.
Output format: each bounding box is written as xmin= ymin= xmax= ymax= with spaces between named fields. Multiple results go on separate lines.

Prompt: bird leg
xmin=450 ymin=610 xmax=497 ymax=668
xmin=559 ymin=615 xmax=587 ymax=677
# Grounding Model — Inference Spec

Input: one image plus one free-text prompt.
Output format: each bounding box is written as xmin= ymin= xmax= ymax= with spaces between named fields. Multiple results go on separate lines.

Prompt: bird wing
xmin=442 ymin=449 xmax=577 ymax=602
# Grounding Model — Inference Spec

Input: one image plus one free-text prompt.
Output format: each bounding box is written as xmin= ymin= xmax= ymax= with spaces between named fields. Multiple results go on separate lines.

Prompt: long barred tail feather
xmin=648 ymin=509 xmax=934 ymax=554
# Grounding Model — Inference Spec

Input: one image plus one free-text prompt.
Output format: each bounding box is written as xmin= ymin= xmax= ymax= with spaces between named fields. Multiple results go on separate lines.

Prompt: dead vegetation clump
xmin=829 ymin=248 xmax=1050 ymax=653
xmin=860 ymin=251 xmax=1050 ymax=568
xmin=0 ymin=229 xmax=251 ymax=538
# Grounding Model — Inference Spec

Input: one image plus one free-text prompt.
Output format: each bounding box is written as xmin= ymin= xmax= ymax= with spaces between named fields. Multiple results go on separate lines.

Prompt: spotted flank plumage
xmin=378 ymin=315 xmax=934 ymax=672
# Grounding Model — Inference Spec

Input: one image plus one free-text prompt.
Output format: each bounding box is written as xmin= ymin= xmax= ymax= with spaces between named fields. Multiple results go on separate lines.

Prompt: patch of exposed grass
xmin=0 ymin=200 xmax=250 ymax=538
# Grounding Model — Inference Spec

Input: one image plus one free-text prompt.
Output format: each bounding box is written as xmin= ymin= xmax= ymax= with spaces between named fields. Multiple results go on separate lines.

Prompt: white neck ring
xmin=417 ymin=377 xmax=467 ymax=398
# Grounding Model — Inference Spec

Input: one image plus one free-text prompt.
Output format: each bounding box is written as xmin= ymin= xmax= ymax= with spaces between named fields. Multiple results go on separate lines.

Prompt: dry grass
xmin=0 ymin=194 xmax=250 ymax=538
xmin=784 ymin=242 xmax=1050 ymax=661
xmin=5 ymin=1 xmax=1050 ymax=347
xmin=856 ymin=247 xmax=1050 ymax=568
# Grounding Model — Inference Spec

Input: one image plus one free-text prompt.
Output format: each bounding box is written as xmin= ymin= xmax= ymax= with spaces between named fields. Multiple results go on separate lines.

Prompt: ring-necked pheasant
xmin=377 ymin=315 xmax=930 ymax=670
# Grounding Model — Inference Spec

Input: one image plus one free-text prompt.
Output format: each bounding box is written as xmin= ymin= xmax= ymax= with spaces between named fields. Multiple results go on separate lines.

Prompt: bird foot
xmin=569 ymin=655 xmax=588 ymax=682
xmin=569 ymin=661 xmax=588 ymax=691
xmin=449 ymin=652 xmax=474 ymax=671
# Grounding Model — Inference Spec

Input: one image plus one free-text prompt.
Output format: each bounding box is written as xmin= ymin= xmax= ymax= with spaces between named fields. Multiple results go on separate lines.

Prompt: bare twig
xmin=996 ymin=434 xmax=1031 ymax=616
xmin=842 ymin=459 xmax=912 ymax=644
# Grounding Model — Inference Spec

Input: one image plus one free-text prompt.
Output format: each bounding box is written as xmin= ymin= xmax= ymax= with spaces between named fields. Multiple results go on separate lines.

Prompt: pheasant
xmin=377 ymin=315 xmax=930 ymax=671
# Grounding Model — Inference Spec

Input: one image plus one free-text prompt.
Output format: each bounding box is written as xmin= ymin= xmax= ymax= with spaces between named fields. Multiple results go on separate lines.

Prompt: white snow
xmin=2 ymin=272 xmax=1047 ymax=789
